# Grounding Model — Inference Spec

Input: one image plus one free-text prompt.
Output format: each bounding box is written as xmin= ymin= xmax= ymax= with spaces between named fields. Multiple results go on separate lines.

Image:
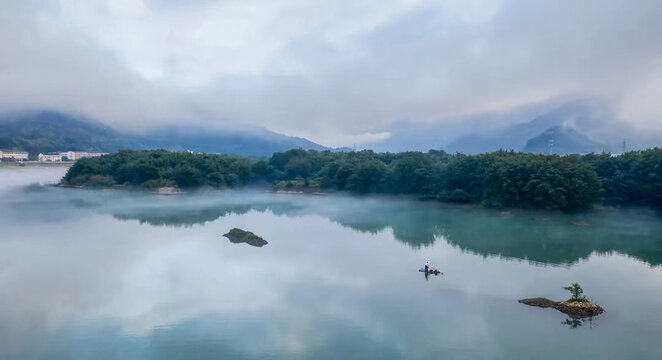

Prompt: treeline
xmin=63 ymin=150 xmax=257 ymax=189
xmin=583 ymin=150 xmax=662 ymax=207
xmin=62 ymin=148 xmax=662 ymax=211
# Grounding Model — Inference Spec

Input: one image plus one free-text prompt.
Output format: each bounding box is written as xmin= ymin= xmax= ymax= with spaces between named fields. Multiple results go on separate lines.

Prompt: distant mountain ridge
xmin=0 ymin=110 xmax=328 ymax=157
xmin=0 ymin=110 xmax=136 ymax=155
xmin=136 ymin=126 xmax=326 ymax=157
xmin=3 ymin=101 xmax=660 ymax=158
xmin=444 ymin=101 xmax=623 ymax=154
xmin=367 ymin=100 xmax=662 ymax=154
xmin=366 ymin=101 xmax=558 ymax=153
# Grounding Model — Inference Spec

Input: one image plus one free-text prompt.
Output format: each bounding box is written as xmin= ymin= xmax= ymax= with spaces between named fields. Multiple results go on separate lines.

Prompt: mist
xmin=1 ymin=0 xmax=661 ymax=146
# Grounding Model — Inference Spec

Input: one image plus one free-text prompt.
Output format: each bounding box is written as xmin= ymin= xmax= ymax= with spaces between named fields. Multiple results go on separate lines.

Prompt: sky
xmin=0 ymin=0 xmax=661 ymax=146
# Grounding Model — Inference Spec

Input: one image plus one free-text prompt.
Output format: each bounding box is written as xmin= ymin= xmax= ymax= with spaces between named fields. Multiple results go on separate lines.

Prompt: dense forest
xmin=62 ymin=148 xmax=662 ymax=211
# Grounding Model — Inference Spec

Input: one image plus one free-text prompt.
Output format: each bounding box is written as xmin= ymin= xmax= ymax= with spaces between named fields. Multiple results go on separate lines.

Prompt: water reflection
xmin=74 ymin=193 xmax=302 ymax=227
xmin=422 ymin=271 xmax=442 ymax=281
xmin=561 ymin=317 xmax=597 ymax=330
xmin=32 ymin=187 xmax=662 ymax=267
xmin=2 ymin=167 xmax=662 ymax=359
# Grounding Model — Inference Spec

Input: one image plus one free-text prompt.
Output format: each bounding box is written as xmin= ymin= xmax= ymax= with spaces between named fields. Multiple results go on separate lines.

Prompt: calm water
xmin=1 ymin=166 xmax=662 ymax=359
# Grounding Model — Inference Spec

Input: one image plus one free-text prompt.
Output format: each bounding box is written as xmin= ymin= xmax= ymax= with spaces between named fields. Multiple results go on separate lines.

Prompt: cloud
xmin=326 ymin=131 xmax=392 ymax=148
xmin=0 ymin=0 xmax=189 ymax=130
xmin=1 ymin=0 xmax=661 ymax=145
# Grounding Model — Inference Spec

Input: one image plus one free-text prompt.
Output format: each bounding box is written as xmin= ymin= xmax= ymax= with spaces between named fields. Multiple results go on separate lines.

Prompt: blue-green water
xmin=1 ymin=166 xmax=662 ymax=359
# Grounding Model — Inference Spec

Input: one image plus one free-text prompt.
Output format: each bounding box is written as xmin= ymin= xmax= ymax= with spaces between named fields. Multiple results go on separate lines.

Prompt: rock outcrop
xmin=223 ymin=228 xmax=268 ymax=247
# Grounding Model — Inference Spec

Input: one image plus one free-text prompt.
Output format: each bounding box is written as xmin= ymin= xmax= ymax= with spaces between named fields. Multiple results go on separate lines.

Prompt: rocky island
xmin=519 ymin=297 xmax=604 ymax=317
xmin=223 ymin=228 xmax=268 ymax=247
xmin=519 ymin=283 xmax=604 ymax=318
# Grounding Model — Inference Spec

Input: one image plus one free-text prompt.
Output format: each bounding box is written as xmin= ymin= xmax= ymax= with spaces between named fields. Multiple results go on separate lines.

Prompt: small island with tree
xmin=519 ymin=283 xmax=604 ymax=318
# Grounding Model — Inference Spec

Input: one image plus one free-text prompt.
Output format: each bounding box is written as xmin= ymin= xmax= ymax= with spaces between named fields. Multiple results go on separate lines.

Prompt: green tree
xmin=169 ymin=165 xmax=204 ymax=188
xmin=563 ymin=282 xmax=587 ymax=302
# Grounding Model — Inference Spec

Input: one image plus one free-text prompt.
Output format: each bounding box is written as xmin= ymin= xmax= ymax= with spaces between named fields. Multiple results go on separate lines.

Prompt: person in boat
xmin=425 ymin=261 xmax=429 ymax=272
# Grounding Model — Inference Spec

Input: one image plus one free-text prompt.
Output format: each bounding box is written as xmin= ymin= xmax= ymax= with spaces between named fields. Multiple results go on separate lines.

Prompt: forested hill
xmin=135 ymin=127 xmax=326 ymax=157
xmin=0 ymin=111 xmax=135 ymax=155
xmin=62 ymin=148 xmax=662 ymax=212
xmin=0 ymin=110 xmax=327 ymax=157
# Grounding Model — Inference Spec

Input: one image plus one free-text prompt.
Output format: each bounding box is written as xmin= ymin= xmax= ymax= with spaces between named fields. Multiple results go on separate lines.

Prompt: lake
xmin=1 ymin=165 xmax=662 ymax=359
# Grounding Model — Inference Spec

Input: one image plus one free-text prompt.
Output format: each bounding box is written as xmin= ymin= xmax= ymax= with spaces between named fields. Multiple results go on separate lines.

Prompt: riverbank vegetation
xmin=62 ymin=148 xmax=662 ymax=211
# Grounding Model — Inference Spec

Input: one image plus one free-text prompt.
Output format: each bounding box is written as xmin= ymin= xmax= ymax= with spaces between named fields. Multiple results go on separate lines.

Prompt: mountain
xmin=445 ymin=101 xmax=610 ymax=153
xmin=366 ymin=101 xmax=559 ymax=152
xmin=0 ymin=110 xmax=327 ymax=157
xmin=367 ymin=99 xmax=662 ymax=154
xmin=522 ymin=126 xmax=608 ymax=154
xmin=0 ymin=110 xmax=137 ymax=155
xmin=447 ymin=100 xmax=662 ymax=154
xmin=136 ymin=126 xmax=326 ymax=157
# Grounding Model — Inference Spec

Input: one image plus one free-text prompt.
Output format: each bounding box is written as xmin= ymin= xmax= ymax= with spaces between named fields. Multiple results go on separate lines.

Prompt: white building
xmin=39 ymin=151 xmax=107 ymax=162
xmin=0 ymin=150 xmax=29 ymax=161
xmin=59 ymin=151 xmax=75 ymax=161
xmin=73 ymin=151 xmax=106 ymax=160
xmin=38 ymin=153 xmax=63 ymax=162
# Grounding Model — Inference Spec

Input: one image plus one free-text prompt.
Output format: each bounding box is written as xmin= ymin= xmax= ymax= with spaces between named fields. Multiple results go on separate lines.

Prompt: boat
xmin=418 ymin=268 xmax=441 ymax=275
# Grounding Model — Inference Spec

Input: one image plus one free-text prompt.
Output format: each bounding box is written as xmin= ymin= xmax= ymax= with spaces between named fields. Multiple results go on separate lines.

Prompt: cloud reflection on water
xmin=2 ymin=166 xmax=662 ymax=359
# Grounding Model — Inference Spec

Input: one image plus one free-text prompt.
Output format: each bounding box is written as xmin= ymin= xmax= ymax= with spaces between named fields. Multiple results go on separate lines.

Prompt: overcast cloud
xmin=0 ymin=0 xmax=661 ymax=146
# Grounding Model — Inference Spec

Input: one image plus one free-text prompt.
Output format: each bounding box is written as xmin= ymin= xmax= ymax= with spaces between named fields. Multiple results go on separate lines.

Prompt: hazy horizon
xmin=1 ymin=0 xmax=661 ymax=147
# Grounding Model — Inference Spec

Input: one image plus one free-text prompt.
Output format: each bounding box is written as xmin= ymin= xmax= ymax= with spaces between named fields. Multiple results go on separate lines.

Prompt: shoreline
xmin=54 ymin=181 xmax=662 ymax=217
xmin=0 ymin=161 xmax=73 ymax=168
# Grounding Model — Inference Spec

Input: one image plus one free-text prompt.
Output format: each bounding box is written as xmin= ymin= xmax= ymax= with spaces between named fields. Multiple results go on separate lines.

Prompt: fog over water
xmin=1 ymin=166 xmax=662 ymax=359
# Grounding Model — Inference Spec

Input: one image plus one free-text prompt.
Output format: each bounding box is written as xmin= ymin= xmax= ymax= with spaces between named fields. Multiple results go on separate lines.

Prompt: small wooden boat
xmin=418 ymin=268 xmax=441 ymax=275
